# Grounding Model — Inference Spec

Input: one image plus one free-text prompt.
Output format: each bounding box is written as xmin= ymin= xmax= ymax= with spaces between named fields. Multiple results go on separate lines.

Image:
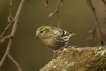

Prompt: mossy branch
xmin=40 ymin=46 xmax=106 ymax=71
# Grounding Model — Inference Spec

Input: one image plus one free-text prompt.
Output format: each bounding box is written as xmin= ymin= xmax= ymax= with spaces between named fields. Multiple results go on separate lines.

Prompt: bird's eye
xmin=40 ymin=31 xmax=43 ymax=33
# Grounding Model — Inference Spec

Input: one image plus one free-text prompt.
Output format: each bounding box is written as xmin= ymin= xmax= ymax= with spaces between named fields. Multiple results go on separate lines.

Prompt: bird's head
xmin=35 ymin=26 xmax=52 ymax=38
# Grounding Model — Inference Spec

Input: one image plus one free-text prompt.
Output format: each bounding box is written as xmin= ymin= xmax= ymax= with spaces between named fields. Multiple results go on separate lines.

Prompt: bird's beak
xmin=35 ymin=34 xmax=39 ymax=38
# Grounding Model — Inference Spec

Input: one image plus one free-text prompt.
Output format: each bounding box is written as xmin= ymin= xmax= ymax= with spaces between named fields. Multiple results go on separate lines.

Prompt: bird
xmin=35 ymin=26 xmax=75 ymax=59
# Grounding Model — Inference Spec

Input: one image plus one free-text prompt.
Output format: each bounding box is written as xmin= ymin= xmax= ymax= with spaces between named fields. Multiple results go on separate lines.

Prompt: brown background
xmin=0 ymin=0 xmax=105 ymax=71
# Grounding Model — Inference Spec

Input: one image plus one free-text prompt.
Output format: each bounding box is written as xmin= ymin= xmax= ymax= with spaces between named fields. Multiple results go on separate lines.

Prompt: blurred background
xmin=0 ymin=0 xmax=105 ymax=71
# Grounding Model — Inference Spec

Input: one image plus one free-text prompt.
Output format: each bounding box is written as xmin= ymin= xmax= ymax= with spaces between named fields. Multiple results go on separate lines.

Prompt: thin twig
xmin=8 ymin=0 xmax=14 ymax=22
xmin=0 ymin=0 xmax=14 ymax=45
xmin=8 ymin=54 xmax=22 ymax=71
xmin=87 ymin=25 xmax=96 ymax=46
xmin=27 ymin=0 xmax=30 ymax=2
xmin=102 ymin=0 xmax=106 ymax=30
xmin=48 ymin=0 xmax=63 ymax=28
xmin=44 ymin=0 xmax=49 ymax=8
xmin=102 ymin=0 xmax=106 ymax=4
xmin=0 ymin=21 xmax=14 ymax=38
xmin=86 ymin=0 xmax=104 ymax=45
xmin=0 ymin=35 xmax=12 ymax=45
xmin=0 ymin=0 xmax=25 ymax=69
xmin=87 ymin=25 xmax=96 ymax=40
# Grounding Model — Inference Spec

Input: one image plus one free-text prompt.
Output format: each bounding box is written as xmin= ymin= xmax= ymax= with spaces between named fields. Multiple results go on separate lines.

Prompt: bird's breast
xmin=41 ymin=37 xmax=65 ymax=50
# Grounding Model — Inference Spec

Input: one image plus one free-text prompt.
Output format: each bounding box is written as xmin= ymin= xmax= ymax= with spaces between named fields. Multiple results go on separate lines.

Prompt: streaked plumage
xmin=36 ymin=26 xmax=74 ymax=58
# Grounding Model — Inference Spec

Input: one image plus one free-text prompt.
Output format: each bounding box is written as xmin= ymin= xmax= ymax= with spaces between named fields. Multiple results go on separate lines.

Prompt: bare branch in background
xmin=86 ymin=0 xmax=104 ymax=46
xmin=49 ymin=0 xmax=63 ymax=28
xmin=8 ymin=0 xmax=14 ymax=22
xmin=100 ymin=30 xmax=106 ymax=41
xmin=27 ymin=0 xmax=30 ymax=2
xmin=87 ymin=25 xmax=96 ymax=46
xmin=0 ymin=0 xmax=25 ymax=70
xmin=102 ymin=0 xmax=106 ymax=3
xmin=8 ymin=54 xmax=22 ymax=71
xmin=0 ymin=35 xmax=12 ymax=45
xmin=102 ymin=0 xmax=106 ymax=29
xmin=44 ymin=0 xmax=49 ymax=8
xmin=0 ymin=0 xmax=14 ymax=45
xmin=0 ymin=21 xmax=14 ymax=38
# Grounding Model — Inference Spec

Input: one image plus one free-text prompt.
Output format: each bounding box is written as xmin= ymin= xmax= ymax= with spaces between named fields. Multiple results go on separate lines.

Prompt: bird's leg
xmin=63 ymin=45 xmax=68 ymax=51
xmin=53 ymin=46 xmax=68 ymax=59
xmin=53 ymin=50 xmax=60 ymax=59
xmin=53 ymin=50 xmax=59 ymax=59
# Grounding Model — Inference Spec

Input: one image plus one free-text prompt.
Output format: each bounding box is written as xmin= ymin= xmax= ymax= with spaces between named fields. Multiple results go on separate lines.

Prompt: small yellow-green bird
xmin=35 ymin=26 xmax=75 ymax=59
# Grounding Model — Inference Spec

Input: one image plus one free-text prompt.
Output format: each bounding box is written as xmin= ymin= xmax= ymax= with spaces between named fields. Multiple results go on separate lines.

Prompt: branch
xmin=0 ymin=0 xmax=25 ymax=70
xmin=0 ymin=35 xmax=12 ymax=45
xmin=86 ymin=25 xmax=96 ymax=46
xmin=40 ymin=46 xmax=106 ymax=71
xmin=8 ymin=54 xmax=22 ymax=71
xmin=86 ymin=0 xmax=104 ymax=45
xmin=27 ymin=0 xmax=30 ymax=2
xmin=0 ymin=0 xmax=14 ymax=45
xmin=44 ymin=0 xmax=49 ymax=8
xmin=102 ymin=0 xmax=106 ymax=5
xmin=102 ymin=0 xmax=106 ymax=29
xmin=0 ymin=21 xmax=14 ymax=38
xmin=48 ymin=0 xmax=63 ymax=28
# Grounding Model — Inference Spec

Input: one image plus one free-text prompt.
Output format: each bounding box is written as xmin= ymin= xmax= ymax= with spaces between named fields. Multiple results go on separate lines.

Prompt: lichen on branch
xmin=40 ymin=46 xmax=106 ymax=71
